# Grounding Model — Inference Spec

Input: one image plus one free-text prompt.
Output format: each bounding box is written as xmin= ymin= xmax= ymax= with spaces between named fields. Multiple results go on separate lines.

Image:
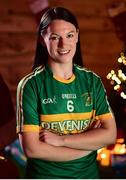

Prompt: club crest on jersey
xmin=81 ymin=92 xmax=92 ymax=106
xmin=42 ymin=96 xmax=57 ymax=104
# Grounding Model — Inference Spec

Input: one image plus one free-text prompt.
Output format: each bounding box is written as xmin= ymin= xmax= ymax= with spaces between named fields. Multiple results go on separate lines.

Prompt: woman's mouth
xmin=57 ymin=49 xmax=70 ymax=55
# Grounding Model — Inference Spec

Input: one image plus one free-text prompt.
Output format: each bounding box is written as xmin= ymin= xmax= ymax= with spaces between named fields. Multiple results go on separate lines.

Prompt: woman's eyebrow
xmin=50 ymin=33 xmax=60 ymax=36
xmin=68 ymin=30 xmax=75 ymax=33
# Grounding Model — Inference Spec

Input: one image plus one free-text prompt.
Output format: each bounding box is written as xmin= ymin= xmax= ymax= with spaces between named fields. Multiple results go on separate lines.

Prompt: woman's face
xmin=42 ymin=20 xmax=78 ymax=64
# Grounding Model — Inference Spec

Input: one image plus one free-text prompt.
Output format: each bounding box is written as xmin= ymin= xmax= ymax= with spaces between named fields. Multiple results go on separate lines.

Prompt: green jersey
xmin=16 ymin=64 xmax=113 ymax=179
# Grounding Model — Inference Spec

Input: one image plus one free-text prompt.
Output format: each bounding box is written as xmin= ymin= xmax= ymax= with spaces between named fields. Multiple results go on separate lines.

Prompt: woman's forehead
xmin=46 ymin=20 xmax=76 ymax=33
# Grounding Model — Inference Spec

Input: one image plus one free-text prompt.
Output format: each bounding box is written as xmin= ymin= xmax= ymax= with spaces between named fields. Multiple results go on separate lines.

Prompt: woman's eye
xmin=67 ymin=34 xmax=74 ymax=38
xmin=49 ymin=36 xmax=59 ymax=40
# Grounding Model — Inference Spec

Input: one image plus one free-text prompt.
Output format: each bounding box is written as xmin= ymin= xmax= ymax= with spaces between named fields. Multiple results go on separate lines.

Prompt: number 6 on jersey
xmin=67 ymin=100 xmax=74 ymax=112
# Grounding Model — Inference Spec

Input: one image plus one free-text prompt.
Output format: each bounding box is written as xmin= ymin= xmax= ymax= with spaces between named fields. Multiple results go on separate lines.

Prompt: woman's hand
xmin=90 ymin=119 xmax=101 ymax=129
xmin=39 ymin=130 xmax=64 ymax=146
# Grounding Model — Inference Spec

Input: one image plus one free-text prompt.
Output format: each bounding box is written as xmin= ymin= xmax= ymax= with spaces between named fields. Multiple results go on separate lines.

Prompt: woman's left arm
xmin=62 ymin=116 xmax=117 ymax=150
xmin=41 ymin=116 xmax=117 ymax=151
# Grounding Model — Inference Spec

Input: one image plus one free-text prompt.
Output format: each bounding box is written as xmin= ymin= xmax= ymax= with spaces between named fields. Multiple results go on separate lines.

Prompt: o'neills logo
xmin=42 ymin=96 xmax=57 ymax=104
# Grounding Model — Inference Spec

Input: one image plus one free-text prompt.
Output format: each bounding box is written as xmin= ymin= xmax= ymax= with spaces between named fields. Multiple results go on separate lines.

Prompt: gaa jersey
xmin=16 ymin=64 xmax=113 ymax=179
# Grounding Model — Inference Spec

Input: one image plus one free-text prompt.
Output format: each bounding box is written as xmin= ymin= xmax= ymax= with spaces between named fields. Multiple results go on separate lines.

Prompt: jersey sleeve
xmin=16 ymin=78 xmax=40 ymax=133
xmin=94 ymin=76 xmax=113 ymax=120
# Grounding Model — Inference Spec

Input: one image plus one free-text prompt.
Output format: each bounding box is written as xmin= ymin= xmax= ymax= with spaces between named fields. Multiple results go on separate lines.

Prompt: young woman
xmin=16 ymin=7 xmax=117 ymax=179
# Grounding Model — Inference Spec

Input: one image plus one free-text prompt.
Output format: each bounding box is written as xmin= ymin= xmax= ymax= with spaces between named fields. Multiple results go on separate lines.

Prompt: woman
xmin=16 ymin=7 xmax=117 ymax=179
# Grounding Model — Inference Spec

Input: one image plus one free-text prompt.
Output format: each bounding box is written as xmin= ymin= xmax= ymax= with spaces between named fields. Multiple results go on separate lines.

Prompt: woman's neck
xmin=48 ymin=61 xmax=73 ymax=80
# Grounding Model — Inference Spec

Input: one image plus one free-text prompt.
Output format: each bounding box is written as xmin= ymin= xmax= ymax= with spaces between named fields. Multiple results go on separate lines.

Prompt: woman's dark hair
xmin=32 ymin=7 xmax=83 ymax=70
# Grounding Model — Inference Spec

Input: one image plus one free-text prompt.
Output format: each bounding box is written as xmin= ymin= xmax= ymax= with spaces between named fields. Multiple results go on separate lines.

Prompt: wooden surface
xmin=0 ymin=0 xmax=125 ymax=105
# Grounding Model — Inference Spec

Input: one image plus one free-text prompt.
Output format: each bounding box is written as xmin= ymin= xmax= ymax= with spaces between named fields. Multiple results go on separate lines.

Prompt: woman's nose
xmin=58 ymin=37 xmax=67 ymax=48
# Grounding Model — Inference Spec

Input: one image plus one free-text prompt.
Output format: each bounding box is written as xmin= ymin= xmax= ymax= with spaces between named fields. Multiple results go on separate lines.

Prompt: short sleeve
xmin=16 ymin=78 xmax=40 ymax=133
xmin=94 ymin=77 xmax=113 ymax=119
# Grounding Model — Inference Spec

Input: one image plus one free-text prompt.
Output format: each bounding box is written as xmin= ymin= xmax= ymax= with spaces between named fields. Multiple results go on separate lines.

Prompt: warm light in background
xmin=97 ymin=138 xmax=126 ymax=166
xmin=107 ymin=52 xmax=126 ymax=99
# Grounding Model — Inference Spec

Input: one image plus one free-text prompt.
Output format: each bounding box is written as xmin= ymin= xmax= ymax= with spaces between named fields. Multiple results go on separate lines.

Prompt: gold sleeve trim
xmin=16 ymin=125 xmax=40 ymax=133
xmin=95 ymin=112 xmax=114 ymax=120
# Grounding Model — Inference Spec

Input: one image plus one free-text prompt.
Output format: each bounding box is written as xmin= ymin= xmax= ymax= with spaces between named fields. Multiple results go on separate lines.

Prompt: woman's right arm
xmin=19 ymin=132 xmax=91 ymax=162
